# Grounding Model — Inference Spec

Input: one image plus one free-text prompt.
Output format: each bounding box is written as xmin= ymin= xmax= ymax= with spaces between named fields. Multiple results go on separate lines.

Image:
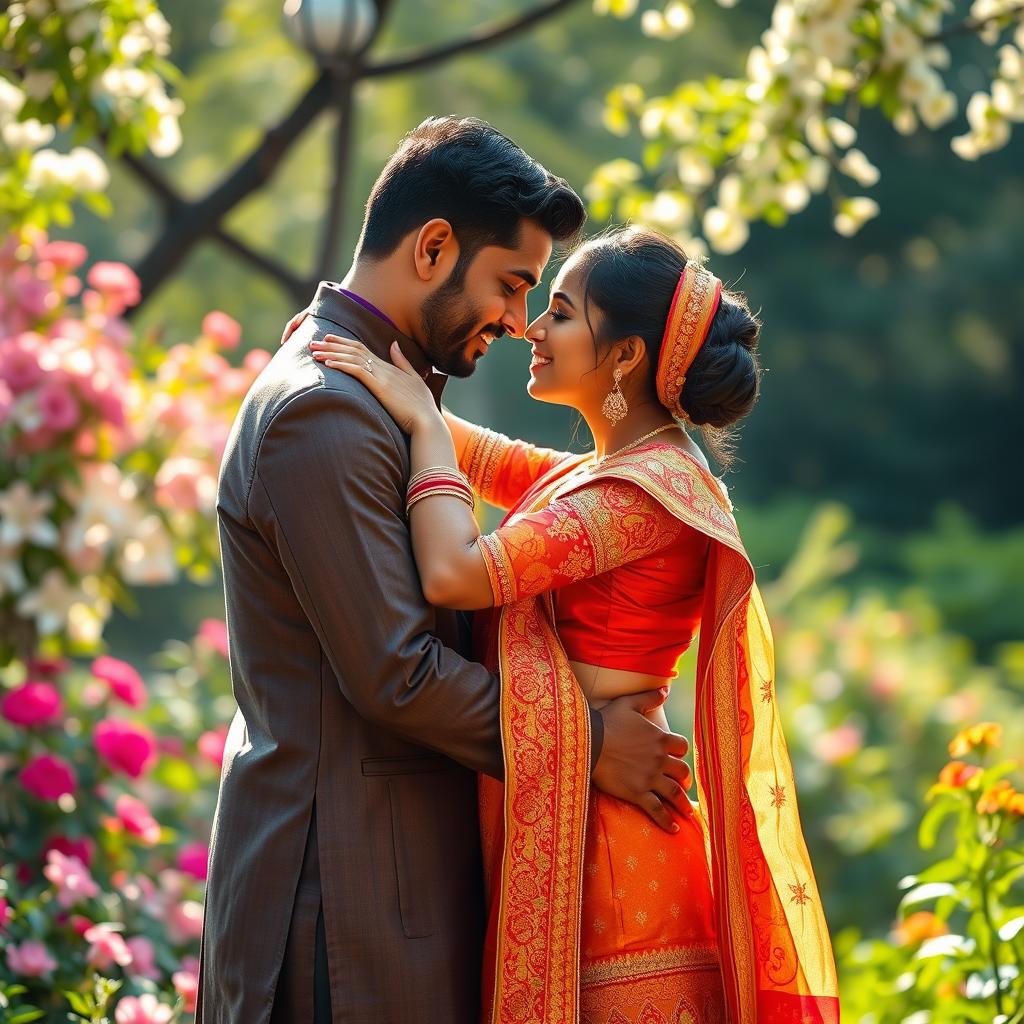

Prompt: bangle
xmin=406 ymin=485 xmax=476 ymax=516
xmin=408 ymin=466 xmax=471 ymax=490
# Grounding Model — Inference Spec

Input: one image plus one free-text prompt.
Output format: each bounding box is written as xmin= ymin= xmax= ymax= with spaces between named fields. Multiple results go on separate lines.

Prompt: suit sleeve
xmin=250 ymin=384 xmax=602 ymax=777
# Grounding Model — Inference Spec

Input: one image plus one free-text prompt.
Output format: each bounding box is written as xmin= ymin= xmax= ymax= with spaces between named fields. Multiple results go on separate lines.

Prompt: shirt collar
xmin=308 ymin=281 xmax=448 ymax=404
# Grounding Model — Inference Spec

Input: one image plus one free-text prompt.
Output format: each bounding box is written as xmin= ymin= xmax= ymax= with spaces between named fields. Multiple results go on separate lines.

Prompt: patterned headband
xmin=655 ymin=264 xmax=723 ymax=420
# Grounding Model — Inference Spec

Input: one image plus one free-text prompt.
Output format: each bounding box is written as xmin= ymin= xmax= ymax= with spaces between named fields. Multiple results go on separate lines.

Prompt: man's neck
xmin=340 ymin=263 xmax=420 ymax=346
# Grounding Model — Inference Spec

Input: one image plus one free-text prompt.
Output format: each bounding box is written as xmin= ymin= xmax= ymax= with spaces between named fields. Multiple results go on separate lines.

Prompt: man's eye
xmin=502 ymin=281 xmax=516 ymax=296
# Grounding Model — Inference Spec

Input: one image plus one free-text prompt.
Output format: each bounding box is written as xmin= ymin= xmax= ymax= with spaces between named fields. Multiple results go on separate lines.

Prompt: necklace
xmin=588 ymin=422 xmax=679 ymax=472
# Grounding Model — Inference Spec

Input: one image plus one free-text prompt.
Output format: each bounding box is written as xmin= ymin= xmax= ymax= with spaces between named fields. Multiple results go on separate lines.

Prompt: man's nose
xmin=501 ymin=294 xmax=530 ymax=338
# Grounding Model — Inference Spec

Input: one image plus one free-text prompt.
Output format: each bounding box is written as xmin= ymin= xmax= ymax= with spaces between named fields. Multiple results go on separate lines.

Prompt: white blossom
xmin=834 ymin=196 xmax=880 ymax=236
xmin=703 ymin=206 xmax=750 ymax=253
xmin=16 ymin=568 xmax=81 ymax=636
xmin=839 ymin=148 xmax=880 ymax=187
xmin=0 ymin=481 xmax=59 ymax=548
xmin=1 ymin=117 xmax=55 ymax=151
xmin=119 ymin=516 xmax=177 ymax=585
xmin=66 ymin=146 xmax=110 ymax=192
xmin=0 ymin=78 xmax=26 ymax=118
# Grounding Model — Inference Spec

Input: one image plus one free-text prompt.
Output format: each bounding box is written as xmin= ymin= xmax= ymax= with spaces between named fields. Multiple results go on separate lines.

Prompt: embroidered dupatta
xmin=479 ymin=445 xmax=839 ymax=1024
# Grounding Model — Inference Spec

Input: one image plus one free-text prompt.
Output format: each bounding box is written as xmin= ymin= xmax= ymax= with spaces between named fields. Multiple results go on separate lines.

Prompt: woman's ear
xmin=614 ymin=335 xmax=649 ymax=378
xmin=413 ymin=219 xmax=459 ymax=282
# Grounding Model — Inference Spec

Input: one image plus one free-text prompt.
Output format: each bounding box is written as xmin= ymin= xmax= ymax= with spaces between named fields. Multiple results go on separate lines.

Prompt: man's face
xmin=419 ymin=219 xmax=552 ymax=378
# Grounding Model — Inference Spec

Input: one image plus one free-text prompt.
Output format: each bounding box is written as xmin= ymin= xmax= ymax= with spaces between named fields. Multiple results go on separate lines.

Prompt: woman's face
xmin=523 ymin=257 xmax=610 ymax=411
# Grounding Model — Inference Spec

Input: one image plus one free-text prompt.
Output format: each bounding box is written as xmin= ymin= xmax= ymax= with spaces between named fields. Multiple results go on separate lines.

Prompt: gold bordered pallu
xmin=477 ymin=446 xmax=839 ymax=1024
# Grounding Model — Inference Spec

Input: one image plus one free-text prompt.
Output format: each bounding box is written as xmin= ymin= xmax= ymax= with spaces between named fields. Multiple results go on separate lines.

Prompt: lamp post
xmin=282 ymin=0 xmax=384 ymax=281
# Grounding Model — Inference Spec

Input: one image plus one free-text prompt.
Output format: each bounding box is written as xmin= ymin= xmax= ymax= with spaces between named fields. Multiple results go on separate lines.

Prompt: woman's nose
xmin=524 ymin=317 xmax=544 ymax=342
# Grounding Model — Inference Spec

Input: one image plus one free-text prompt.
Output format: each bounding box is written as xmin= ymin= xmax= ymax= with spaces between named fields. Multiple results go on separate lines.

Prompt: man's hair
xmin=356 ymin=116 xmax=586 ymax=261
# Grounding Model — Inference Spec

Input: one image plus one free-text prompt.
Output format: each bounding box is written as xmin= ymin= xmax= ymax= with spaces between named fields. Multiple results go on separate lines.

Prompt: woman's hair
xmin=574 ymin=225 xmax=762 ymax=470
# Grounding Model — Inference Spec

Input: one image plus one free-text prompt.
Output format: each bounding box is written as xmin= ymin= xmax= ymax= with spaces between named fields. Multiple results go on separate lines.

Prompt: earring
xmin=602 ymin=368 xmax=628 ymax=424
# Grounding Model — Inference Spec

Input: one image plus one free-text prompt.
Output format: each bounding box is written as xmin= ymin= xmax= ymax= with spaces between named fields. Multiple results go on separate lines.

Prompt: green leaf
xmin=919 ymin=798 xmax=960 ymax=849
xmin=6 ymin=1010 xmax=46 ymax=1024
xmin=900 ymin=881 xmax=959 ymax=909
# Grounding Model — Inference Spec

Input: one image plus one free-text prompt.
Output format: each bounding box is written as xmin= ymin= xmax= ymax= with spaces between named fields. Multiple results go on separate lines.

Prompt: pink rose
xmin=812 ymin=723 xmax=864 ymax=765
xmin=202 ymin=310 xmax=242 ymax=351
xmin=167 ymin=899 xmax=204 ymax=943
xmin=44 ymin=849 xmax=99 ymax=908
xmin=1 ymin=680 xmax=63 ymax=726
xmin=43 ymin=834 xmax=95 ymax=868
xmin=115 ymin=794 xmax=162 ymax=845
xmin=0 ymin=897 xmax=11 ymax=931
xmin=94 ymin=718 xmax=157 ymax=778
xmin=36 ymin=378 xmax=80 ymax=432
xmin=243 ymin=348 xmax=271 ymax=376
xmin=41 ymin=241 xmax=87 ymax=271
xmin=6 ymin=939 xmax=57 ymax=977
xmin=114 ymin=994 xmax=174 ymax=1024
xmin=91 ymin=655 xmax=147 ymax=709
xmin=126 ymin=935 xmax=160 ymax=980
xmin=84 ymin=921 xmax=133 ymax=970
xmin=197 ymin=619 xmax=229 ymax=659
xmin=197 ymin=725 xmax=229 ymax=768
xmin=26 ymin=655 xmax=69 ymax=677
xmin=154 ymin=456 xmax=215 ymax=514
xmin=177 ymin=841 xmax=209 ymax=881
xmin=20 ymin=753 xmax=77 ymax=801
xmin=0 ymin=334 xmax=44 ymax=393
xmin=86 ymin=262 xmax=141 ymax=315
xmin=172 ymin=957 xmax=200 ymax=1013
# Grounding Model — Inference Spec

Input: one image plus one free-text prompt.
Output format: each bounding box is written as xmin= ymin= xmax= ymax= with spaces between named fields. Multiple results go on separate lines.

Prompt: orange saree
xmin=461 ymin=428 xmax=839 ymax=1024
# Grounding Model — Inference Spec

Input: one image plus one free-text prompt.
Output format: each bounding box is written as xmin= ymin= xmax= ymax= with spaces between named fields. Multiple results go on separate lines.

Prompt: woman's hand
xmin=312 ymin=336 xmax=441 ymax=435
xmin=280 ymin=307 xmax=309 ymax=346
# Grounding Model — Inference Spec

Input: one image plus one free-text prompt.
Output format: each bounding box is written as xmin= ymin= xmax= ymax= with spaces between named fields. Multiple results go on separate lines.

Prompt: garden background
xmin=1 ymin=0 xmax=1022 ymax=1020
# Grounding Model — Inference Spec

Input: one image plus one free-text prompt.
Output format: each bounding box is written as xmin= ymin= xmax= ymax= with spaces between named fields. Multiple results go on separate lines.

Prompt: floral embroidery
xmin=770 ymin=785 xmax=787 ymax=808
xmin=788 ymin=881 xmax=811 ymax=906
xmin=760 ymin=679 xmax=774 ymax=703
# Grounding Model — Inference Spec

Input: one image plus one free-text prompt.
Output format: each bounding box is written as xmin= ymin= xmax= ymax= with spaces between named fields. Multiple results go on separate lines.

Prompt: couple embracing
xmin=197 ymin=115 xmax=839 ymax=1023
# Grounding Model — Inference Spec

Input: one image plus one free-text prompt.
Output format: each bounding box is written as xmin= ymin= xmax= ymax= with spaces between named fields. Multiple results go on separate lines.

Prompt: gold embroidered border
xmin=581 ymin=943 xmax=721 ymax=987
xmin=476 ymin=534 xmax=517 ymax=606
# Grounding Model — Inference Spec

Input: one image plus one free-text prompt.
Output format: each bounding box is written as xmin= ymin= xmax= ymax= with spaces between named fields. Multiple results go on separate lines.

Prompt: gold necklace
xmin=588 ymin=422 xmax=679 ymax=472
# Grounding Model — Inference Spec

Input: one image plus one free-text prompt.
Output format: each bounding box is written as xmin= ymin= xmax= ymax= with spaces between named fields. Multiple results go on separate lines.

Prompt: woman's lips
xmin=529 ymin=355 xmax=552 ymax=372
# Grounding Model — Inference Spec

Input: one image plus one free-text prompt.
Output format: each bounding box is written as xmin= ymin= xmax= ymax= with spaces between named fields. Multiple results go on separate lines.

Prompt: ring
xmin=364 ymin=358 xmax=374 ymax=374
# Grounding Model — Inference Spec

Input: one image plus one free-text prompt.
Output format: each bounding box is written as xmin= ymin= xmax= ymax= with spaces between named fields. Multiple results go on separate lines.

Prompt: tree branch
xmin=926 ymin=1 xmax=1024 ymax=42
xmin=361 ymin=0 xmax=585 ymax=78
xmin=106 ymin=141 xmax=182 ymax=212
xmin=130 ymin=70 xmax=334 ymax=312
xmin=211 ymin=227 xmax=309 ymax=303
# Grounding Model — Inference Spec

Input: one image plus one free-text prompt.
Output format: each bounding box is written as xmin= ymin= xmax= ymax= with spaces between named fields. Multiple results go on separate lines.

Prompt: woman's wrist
xmin=410 ymin=407 xmax=448 ymax=437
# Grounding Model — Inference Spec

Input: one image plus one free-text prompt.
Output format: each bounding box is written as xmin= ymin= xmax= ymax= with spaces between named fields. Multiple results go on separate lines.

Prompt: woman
xmin=310 ymin=226 xmax=838 ymax=1024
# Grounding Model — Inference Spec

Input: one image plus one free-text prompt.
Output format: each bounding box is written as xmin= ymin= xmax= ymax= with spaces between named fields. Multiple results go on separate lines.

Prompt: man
xmin=199 ymin=116 xmax=691 ymax=1024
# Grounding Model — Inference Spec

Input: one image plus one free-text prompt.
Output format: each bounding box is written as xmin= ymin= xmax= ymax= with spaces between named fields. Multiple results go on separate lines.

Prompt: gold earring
xmin=602 ymin=368 xmax=628 ymax=423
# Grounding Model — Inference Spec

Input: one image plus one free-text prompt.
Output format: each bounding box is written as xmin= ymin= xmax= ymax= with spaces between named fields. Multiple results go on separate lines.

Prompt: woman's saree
xmin=477 ymin=446 xmax=839 ymax=1023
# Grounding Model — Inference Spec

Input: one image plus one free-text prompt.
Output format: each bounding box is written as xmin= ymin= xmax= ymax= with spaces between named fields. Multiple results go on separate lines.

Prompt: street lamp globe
xmin=282 ymin=0 xmax=378 ymax=66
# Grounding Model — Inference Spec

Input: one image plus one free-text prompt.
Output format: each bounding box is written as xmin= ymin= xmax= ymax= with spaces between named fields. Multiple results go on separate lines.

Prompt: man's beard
xmin=420 ymin=257 xmax=504 ymax=378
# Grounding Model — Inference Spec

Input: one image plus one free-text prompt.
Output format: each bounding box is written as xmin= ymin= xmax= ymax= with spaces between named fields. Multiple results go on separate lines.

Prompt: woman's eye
xmin=551 ymin=309 xmax=569 ymax=322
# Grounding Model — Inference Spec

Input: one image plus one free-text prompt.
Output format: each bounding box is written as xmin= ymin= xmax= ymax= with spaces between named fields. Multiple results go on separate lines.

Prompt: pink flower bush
xmin=177 ymin=841 xmax=209 ymax=881
xmin=20 ymin=753 xmax=77 ymax=800
xmin=114 ymin=793 xmax=163 ymax=846
xmin=1 ymin=679 xmax=62 ymax=726
xmin=114 ymin=994 xmax=174 ymax=1024
xmin=173 ymin=957 xmax=200 ymax=1013
xmin=43 ymin=849 xmax=99 ymax=907
xmin=198 ymin=724 xmax=229 ymax=768
xmin=197 ymin=618 xmax=229 ymax=659
xmin=86 ymin=262 xmax=141 ymax=317
xmin=92 ymin=655 xmax=147 ymax=708
xmin=84 ymin=921 xmax=134 ymax=970
xmin=6 ymin=939 xmax=57 ymax=977
xmin=202 ymin=310 xmax=241 ymax=350
xmin=95 ymin=718 xmax=157 ymax=778
xmin=127 ymin=935 xmax=160 ymax=980
xmin=43 ymin=834 xmax=94 ymax=868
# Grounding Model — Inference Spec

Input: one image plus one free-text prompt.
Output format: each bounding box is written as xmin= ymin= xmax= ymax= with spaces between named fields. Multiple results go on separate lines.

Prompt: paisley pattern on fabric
xmin=476 ymin=482 xmax=683 ymax=607
xmin=478 ymin=440 xmax=839 ymax=1024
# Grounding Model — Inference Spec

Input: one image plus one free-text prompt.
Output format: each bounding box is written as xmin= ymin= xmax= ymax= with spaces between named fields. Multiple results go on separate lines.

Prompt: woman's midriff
xmin=570 ymin=660 xmax=727 ymax=1023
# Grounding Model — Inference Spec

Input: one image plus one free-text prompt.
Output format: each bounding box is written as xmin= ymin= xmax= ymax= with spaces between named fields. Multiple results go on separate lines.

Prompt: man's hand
xmin=592 ymin=688 xmax=692 ymax=834
xmin=280 ymin=307 xmax=310 ymax=346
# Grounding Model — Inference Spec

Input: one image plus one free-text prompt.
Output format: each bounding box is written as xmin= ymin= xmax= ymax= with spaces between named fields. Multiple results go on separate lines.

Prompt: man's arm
xmin=251 ymin=382 xmax=507 ymax=777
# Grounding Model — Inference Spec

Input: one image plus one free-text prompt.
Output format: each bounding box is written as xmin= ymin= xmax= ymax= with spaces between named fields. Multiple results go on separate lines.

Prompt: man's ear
xmin=413 ymin=219 xmax=459 ymax=282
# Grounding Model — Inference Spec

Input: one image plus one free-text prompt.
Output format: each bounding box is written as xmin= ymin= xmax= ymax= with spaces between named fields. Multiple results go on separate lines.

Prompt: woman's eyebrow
xmin=552 ymin=290 xmax=576 ymax=309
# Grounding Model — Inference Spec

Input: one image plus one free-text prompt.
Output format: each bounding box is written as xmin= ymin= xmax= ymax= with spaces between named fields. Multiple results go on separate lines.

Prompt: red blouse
xmin=462 ymin=428 xmax=711 ymax=678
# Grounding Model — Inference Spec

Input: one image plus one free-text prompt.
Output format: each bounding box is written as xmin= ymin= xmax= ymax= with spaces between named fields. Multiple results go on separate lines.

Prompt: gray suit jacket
xmin=197 ymin=285 xmax=515 ymax=1023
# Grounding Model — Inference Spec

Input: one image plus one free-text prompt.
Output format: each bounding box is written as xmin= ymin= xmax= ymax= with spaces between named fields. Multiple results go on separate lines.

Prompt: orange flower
xmin=937 ymin=761 xmax=981 ymax=789
xmin=948 ymin=722 xmax=1002 ymax=758
xmin=976 ymin=780 xmax=1018 ymax=816
xmin=894 ymin=911 xmax=948 ymax=946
